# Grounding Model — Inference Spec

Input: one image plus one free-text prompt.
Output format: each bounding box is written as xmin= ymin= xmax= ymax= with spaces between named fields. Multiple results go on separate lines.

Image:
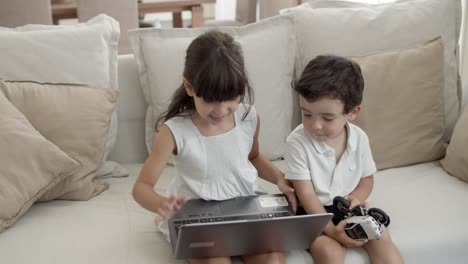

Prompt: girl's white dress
xmin=158 ymin=104 xmax=262 ymax=240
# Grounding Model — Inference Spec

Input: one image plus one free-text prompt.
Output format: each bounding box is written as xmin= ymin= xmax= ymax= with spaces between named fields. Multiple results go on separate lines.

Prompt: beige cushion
xmin=441 ymin=107 xmax=468 ymax=182
xmin=351 ymin=38 xmax=446 ymax=170
xmin=0 ymin=87 xmax=79 ymax=232
xmin=283 ymin=0 xmax=461 ymax=141
xmin=0 ymin=15 xmax=120 ymax=175
xmin=0 ymin=81 xmax=117 ymax=201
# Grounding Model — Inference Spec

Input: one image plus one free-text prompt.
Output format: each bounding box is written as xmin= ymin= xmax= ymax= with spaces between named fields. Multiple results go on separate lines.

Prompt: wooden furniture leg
xmin=172 ymin=12 xmax=183 ymax=27
xmin=191 ymin=5 xmax=204 ymax=28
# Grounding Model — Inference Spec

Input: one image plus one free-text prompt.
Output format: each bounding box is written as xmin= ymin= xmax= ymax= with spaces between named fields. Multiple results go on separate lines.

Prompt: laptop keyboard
xmin=173 ymin=211 xmax=291 ymax=236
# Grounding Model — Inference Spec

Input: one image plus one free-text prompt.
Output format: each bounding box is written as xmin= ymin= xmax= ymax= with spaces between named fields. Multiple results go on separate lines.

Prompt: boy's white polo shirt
xmin=285 ymin=122 xmax=377 ymax=206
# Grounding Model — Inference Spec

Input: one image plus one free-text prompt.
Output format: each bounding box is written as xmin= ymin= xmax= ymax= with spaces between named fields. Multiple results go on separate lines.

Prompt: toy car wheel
xmin=332 ymin=196 xmax=351 ymax=224
xmin=368 ymin=208 xmax=390 ymax=227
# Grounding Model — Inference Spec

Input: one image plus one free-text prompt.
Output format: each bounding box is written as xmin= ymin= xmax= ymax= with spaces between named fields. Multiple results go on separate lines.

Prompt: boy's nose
xmin=311 ymin=120 xmax=322 ymax=130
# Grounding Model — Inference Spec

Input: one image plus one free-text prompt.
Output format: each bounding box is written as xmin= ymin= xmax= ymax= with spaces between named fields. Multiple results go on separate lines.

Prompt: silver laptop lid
xmin=167 ymin=194 xmax=332 ymax=259
xmin=174 ymin=213 xmax=333 ymax=259
xmin=168 ymin=194 xmax=294 ymax=251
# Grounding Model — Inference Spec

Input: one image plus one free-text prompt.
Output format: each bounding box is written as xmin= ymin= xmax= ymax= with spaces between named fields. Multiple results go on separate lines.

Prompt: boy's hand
xmin=329 ymin=220 xmax=367 ymax=248
xmin=277 ymin=179 xmax=297 ymax=213
xmin=345 ymin=194 xmax=368 ymax=209
xmin=155 ymin=195 xmax=188 ymax=223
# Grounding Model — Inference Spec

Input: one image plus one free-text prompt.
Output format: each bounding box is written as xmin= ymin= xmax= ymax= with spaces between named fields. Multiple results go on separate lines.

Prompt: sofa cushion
xmin=0 ymin=14 xmax=120 ymax=175
xmin=441 ymin=106 xmax=468 ymax=182
xmin=129 ymin=14 xmax=296 ymax=161
xmin=351 ymin=38 xmax=446 ymax=169
xmin=2 ymin=162 xmax=467 ymax=263
xmin=0 ymin=80 xmax=117 ymax=201
xmin=284 ymin=0 xmax=461 ymax=141
xmin=0 ymin=85 xmax=79 ymax=232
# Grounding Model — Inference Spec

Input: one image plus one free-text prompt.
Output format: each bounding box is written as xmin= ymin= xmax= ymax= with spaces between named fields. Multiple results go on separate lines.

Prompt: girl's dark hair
xmin=293 ymin=55 xmax=364 ymax=114
xmin=156 ymin=30 xmax=253 ymax=129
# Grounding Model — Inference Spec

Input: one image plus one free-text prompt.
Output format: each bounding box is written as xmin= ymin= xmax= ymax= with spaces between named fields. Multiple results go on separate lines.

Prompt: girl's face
xmin=184 ymin=80 xmax=240 ymax=125
xmin=193 ymin=95 xmax=240 ymax=125
xmin=299 ymin=96 xmax=359 ymax=143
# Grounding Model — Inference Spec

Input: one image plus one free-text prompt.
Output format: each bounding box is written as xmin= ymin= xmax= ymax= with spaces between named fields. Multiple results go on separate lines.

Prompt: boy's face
xmin=299 ymin=96 xmax=360 ymax=143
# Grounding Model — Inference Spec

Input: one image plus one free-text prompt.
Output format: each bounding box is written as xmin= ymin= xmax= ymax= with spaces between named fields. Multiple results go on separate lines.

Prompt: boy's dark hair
xmin=293 ymin=55 xmax=364 ymax=114
xmin=156 ymin=30 xmax=253 ymax=129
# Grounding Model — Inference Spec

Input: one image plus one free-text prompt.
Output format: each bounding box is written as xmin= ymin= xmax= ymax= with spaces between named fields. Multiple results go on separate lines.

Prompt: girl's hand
xmin=155 ymin=195 xmax=188 ymax=223
xmin=328 ymin=220 xmax=367 ymax=248
xmin=277 ymin=179 xmax=297 ymax=213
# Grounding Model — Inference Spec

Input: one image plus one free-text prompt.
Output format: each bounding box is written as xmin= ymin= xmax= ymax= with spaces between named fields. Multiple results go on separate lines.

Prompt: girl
xmin=132 ymin=30 xmax=295 ymax=264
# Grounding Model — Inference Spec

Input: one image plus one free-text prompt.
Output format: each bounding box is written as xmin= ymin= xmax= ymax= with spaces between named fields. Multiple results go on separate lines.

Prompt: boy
xmin=285 ymin=55 xmax=403 ymax=263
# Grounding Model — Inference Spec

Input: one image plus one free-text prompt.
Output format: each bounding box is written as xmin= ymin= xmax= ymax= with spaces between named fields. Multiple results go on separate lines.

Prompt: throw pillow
xmin=284 ymin=0 xmax=461 ymax=141
xmin=0 ymin=80 xmax=117 ymax=201
xmin=440 ymin=106 xmax=468 ymax=183
xmin=351 ymin=38 xmax=446 ymax=169
xmin=0 ymin=14 xmax=120 ymax=176
xmin=0 ymin=88 xmax=79 ymax=232
xmin=128 ymin=14 xmax=296 ymax=160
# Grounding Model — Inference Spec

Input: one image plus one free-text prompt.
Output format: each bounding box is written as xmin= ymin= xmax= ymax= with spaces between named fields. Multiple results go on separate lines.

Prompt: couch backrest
xmin=108 ymin=54 xmax=148 ymax=163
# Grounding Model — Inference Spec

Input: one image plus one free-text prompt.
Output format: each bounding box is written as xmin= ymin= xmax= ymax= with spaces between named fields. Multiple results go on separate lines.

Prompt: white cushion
xmin=129 ymin=14 xmax=296 ymax=160
xmin=2 ymin=162 xmax=467 ymax=263
xmin=0 ymin=14 xmax=120 ymax=173
xmin=283 ymin=0 xmax=461 ymax=141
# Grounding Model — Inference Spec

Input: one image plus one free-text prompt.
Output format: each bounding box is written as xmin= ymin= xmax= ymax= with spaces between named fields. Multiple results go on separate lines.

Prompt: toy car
xmin=331 ymin=196 xmax=390 ymax=241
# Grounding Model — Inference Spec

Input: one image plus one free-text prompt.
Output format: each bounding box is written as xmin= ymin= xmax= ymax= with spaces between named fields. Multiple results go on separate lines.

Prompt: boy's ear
xmin=347 ymin=105 xmax=361 ymax=121
xmin=183 ymin=78 xmax=195 ymax=97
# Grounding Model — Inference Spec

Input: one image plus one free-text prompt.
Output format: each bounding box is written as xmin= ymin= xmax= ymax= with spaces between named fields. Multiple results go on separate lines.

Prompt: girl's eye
xmin=323 ymin=117 xmax=334 ymax=122
xmin=302 ymin=113 xmax=312 ymax=117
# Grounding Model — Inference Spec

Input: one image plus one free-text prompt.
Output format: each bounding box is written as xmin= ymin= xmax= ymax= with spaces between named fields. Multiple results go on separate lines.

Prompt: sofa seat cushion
xmin=0 ymin=162 xmax=467 ymax=263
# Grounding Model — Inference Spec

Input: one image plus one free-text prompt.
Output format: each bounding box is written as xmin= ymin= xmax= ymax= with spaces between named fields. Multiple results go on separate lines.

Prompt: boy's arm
xmin=347 ymin=175 xmax=374 ymax=209
xmin=293 ymin=180 xmax=365 ymax=247
xmin=292 ymin=180 xmax=334 ymax=234
xmin=347 ymin=130 xmax=377 ymax=208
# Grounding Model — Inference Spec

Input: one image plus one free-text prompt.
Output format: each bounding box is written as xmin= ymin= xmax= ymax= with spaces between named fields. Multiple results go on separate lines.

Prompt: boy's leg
xmin=241 ymin=252 xmax=286 ymax=264
xmin=362 ymin=228 xmax=403 ymax=264
xmin=310 ymin=236 xmax=346 ymax=264
xmin=188 ymin=257 xmax=231 ymax=264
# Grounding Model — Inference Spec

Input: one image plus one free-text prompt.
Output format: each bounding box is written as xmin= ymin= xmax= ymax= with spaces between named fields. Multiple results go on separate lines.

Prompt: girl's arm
xmin=248 ymin=115 xmax=296 ymax=210
xmin=248 ymin=115 xmax=283 ymax=184
xmin=347 ymin=175 xmax=374 ymax=209
xmin=132 ymin=125 xmax=187 ymax=219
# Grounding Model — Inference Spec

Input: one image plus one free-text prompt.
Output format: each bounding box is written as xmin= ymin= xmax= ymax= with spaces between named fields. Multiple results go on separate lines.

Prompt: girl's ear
xmin=183 ymin=78 xmax=195 ymax=97
xmin=347 ymin=105 xmax=361 ymax=121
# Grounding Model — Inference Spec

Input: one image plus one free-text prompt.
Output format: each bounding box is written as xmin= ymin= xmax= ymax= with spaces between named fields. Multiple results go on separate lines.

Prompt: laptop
xmin=168 ymin=194 xmax=333 ymax=259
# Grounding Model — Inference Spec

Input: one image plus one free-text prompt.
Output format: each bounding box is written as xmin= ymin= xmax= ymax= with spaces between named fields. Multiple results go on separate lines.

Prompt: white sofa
xmin=1 ymin=53 xmax=467 ymax=264
xmin=2 ymin=0 xmax=468 ymax=263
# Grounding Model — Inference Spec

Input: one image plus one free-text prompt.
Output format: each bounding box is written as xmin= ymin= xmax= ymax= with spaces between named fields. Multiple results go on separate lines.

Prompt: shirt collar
xmin=346 ymin=122 xmax=358 ymax=153
xmin=305 ymin=122 xmax=358 ymax=154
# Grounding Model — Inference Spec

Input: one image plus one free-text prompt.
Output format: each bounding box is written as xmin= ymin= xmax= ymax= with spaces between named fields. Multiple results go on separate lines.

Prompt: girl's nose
xmin=213 ymin=102 xmax=229 ymax=115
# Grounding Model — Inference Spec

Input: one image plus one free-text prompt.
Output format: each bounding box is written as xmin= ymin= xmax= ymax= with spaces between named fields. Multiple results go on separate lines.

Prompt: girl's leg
xmin=241 ymin=252 xmax=286 ymax=264
xmin=188 ymin=257 xmax=231 ymax=264
xmin=310 ymin=236 xmax=346 ymax=264
xmin=363 ymin=228 xmax=403 ymax=264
